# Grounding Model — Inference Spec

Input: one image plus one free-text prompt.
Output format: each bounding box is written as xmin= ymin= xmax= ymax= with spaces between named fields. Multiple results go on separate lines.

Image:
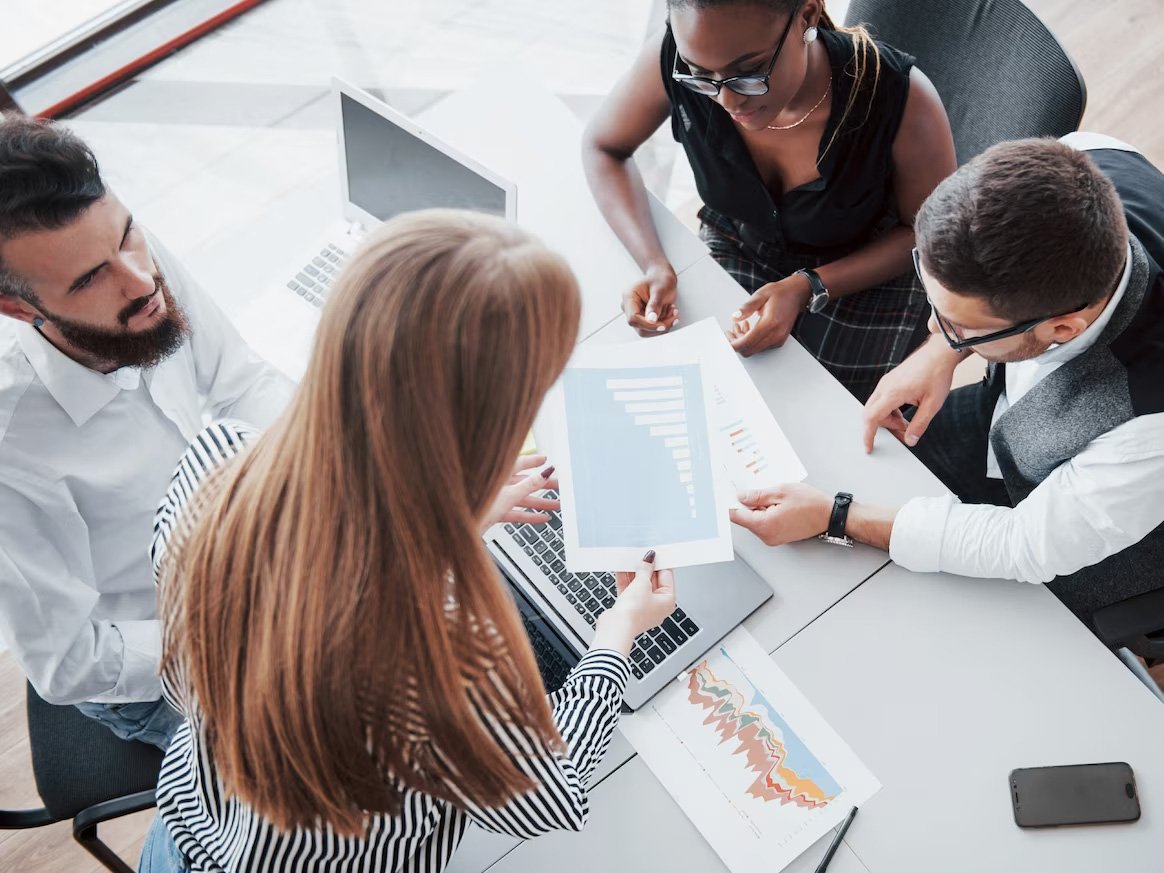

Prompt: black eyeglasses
xmin=671 ymin=10 xmax=798 ymax=97
xmin=912 ymin=248 xmax=1088 ymax=352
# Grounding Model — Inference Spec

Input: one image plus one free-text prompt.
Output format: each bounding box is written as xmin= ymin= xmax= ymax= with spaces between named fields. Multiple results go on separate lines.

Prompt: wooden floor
xmin=1036 ymin=0 xmax=1164 ymax=167
xmin=2 ymin=1 xmax=1162 ymax=870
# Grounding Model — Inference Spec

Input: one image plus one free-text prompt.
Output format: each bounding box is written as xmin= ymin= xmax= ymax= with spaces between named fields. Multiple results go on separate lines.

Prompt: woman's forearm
xmin=581 ymin=142 xmax=673 ymax=274
xmin=813 ymin=223 xmax=918 ymax=300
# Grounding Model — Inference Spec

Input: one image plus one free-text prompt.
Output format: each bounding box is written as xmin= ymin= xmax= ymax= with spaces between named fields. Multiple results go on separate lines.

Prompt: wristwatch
xmin=818 ymin=491 xmax=854 ymax=548
xmin=796 ymin=268 xmax=830 ymax=314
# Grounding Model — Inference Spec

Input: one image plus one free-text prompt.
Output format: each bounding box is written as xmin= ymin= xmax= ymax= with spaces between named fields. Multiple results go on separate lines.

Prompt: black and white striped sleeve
xmin=151 ymin=419 xmax=259 ymax=582
xmin=450 ymin=648 xmax=629 ymax=838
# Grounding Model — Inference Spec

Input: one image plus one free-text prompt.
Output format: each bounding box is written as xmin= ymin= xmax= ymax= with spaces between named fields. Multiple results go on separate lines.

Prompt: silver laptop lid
xmin=332 ymin=78 xmax=517 ymax=229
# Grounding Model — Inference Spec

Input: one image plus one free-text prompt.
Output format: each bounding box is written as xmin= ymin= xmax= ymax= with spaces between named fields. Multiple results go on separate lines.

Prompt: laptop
xmin=487 ymin=489 xmax=772 ymax=711
xmin=245 ymin=78 xmax=517 ymax=379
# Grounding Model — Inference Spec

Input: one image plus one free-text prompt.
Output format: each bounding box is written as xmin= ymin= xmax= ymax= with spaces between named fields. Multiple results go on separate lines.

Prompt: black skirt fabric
xmin=700 ymin=206 xmax=930 ymax=403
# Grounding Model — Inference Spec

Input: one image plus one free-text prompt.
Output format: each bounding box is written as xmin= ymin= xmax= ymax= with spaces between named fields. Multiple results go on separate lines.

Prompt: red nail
xmin=643 ymin=549 xmax=656 ymax=563
xmin=541 ymin=465 xmax=555 ymax=479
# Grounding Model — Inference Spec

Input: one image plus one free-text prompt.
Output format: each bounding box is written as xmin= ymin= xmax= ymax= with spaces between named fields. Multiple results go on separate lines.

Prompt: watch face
xmin=807 ymin=291 xmax=829 ymax=314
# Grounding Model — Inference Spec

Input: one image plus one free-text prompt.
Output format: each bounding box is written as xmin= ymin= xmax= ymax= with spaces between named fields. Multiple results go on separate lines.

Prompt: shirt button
xmin=771 ymin=209 xmax=779 ymax=218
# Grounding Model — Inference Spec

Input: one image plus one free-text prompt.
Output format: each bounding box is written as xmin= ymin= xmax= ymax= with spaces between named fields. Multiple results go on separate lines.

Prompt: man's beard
xmin=41 ymin=275 xmax=191 ymax=370
xmin=976 ymin=330 xmax=1051 ymax=364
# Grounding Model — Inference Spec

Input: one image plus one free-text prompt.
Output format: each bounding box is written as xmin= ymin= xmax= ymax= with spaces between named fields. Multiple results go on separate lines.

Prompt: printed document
xmin=621 ymin=627 xmax=881 ymax=873
xmin=548 ymin=334 xmax=734 ymax=571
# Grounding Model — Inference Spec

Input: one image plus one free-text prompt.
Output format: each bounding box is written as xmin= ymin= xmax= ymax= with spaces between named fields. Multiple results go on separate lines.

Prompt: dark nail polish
xmin=643 ymin=549 xmax=656 ymax=563
xmin=541 ymin=465 xmax=555 ymax=479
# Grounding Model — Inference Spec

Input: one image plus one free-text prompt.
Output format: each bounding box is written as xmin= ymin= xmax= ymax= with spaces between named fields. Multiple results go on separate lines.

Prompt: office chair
xmin=0 ymin=683 xmax=165 ymax=873
xmin=844 ymin=0 xmax=1087 ymax=164
xmin=1092 ymin=589 xmax=1164 ymax=704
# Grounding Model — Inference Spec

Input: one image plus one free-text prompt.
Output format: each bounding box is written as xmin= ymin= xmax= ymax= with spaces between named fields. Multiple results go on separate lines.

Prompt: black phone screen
xmin=1011 ymin=762 xmax=1140 ymax=828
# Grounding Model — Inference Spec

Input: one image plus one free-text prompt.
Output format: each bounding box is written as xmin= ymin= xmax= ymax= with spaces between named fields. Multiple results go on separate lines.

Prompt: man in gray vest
xmin=730 ymin=134 xmax=1164 ymax=625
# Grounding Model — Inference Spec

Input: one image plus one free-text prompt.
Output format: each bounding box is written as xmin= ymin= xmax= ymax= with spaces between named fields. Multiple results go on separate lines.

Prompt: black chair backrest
xmin=25 ymin=684 xmax=164 ymax=819
xmin=844 ymin=0 xmax=1086 ymax=164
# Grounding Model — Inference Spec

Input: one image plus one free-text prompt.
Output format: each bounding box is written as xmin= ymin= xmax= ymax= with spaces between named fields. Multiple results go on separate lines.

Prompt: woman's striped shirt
xmin=150 ymin=421 xmax=630 ymax=872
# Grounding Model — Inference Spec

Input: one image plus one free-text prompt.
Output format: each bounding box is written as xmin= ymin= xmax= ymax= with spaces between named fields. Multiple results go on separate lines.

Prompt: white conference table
xmin=416 ymin=86 xmax=1163 ymax=872
xmin=480 ymin=565 xmax=1164 ymax=873
xmin=214 ymin=83 xmax=1162 ymax=872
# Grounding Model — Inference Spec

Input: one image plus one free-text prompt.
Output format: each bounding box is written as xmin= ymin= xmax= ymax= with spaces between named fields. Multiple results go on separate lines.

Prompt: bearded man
xmin=0 ymin=117 xmax=292 ymax=746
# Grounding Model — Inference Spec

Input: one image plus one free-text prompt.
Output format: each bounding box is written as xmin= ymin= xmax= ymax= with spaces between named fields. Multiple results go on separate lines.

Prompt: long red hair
xmin=161 ymin=209 xmax=581 ymax=834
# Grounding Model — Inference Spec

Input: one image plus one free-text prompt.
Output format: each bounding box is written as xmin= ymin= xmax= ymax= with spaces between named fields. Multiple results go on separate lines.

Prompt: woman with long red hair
xmin=140 ymin=209 xmax=675 ymax=872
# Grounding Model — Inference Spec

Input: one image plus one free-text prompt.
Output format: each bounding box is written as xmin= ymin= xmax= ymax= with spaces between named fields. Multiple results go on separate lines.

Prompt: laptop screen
xmin=341 ymin=93 xmax=509 ymax=222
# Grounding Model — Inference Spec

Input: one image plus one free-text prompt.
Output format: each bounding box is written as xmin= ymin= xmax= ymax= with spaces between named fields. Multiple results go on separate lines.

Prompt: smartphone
xmin=1010 ymin=762 xmax=1140 ymax=828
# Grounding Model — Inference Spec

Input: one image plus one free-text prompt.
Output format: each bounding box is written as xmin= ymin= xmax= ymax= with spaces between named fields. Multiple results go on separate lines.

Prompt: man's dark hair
xmin=0 ymin=116 xmax=106 ymax=301
xmin=916 ymin=138 xmax=1129 ymax=322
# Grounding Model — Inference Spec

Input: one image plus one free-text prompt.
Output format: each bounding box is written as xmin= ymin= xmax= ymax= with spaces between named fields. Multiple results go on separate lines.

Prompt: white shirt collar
xmin=1033 ymin=242 xmax=1132 ymax=368
xmin=15 ymin=322 xmax=136 ymax=426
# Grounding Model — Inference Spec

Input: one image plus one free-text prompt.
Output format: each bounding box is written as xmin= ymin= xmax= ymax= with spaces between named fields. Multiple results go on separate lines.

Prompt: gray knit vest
xmin=987 ymin=238 xmax=1163 ymax=621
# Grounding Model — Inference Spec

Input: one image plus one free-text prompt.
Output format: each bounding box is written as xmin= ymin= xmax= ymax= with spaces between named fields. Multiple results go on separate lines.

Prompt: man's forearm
xmin=846 ymin=500 xmax=900 ymax=552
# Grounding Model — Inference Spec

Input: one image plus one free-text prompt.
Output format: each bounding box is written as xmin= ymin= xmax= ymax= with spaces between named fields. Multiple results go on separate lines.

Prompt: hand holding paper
xmin=728 ymin=483 xmax=834 ymax=547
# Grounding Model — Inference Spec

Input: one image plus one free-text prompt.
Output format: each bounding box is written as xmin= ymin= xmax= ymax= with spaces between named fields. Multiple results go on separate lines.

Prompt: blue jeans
xmin=139 ymin=814 xmax=187 ymax=873
xmin=74 ymin=697 xmax=185 ymax=750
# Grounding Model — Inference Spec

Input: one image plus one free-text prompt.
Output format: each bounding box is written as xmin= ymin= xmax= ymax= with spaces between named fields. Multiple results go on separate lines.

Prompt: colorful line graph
xmin=621 ymin=628 xmax=880 ymax=873
xmin=685 ymin=654 xmax=841 ymax=809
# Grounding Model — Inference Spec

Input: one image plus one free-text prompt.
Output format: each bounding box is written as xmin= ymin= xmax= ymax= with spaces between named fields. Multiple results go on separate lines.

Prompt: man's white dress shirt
xmin=0 ymin=234 xmax=292 ymax=704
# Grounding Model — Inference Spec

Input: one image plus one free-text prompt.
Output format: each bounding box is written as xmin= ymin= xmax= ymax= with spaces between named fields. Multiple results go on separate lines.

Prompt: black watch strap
xmin=824 ymin=492 xmax=853 ymax=543
xmin=796 ymin=268 xmax=829 ymax=313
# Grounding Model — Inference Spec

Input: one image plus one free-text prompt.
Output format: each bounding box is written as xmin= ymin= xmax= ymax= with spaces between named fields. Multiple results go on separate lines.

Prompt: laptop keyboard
xmin=503 ymin=489 xmax=701 ymax=682
xmin=285 ymin=243 xmax=348 ymax=308
xmin=519 ymin=612 xmax=575 ymax=693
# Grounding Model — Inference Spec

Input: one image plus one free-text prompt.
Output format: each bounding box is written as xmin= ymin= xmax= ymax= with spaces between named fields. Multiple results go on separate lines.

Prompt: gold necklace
xmin=766 ymin=74 xmax=832 ymax=131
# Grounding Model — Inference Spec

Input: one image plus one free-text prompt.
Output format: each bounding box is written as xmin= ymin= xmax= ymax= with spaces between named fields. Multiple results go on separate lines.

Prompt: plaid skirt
xmin=699 ymin=207 xmax=931 ymax=403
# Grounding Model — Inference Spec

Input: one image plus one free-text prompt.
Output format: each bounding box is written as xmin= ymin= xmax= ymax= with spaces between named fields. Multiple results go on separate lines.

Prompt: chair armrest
xmin=1092 ymin=588 xmax=1164 ymax=661
xmin=0 ymin=806 xmax=62 ymax=829
xmin=71 ymin=789 xmax=157 ymax=838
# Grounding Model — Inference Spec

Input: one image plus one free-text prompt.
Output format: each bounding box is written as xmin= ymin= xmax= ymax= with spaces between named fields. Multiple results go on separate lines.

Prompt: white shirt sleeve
xmin=150 ymin=235 xmax=294 ymax=428
xmin=0 ymin=472 xmax=162 ymax=704
xmin=889 ymin=413 xmax=1164 ymax=583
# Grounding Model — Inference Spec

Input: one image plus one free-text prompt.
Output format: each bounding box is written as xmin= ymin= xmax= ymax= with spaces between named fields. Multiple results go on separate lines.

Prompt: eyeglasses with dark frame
xmin=671 ymin=9 xmax=798 ymax=98
xmin=912 ymin=248 xmax=1089 ymax=352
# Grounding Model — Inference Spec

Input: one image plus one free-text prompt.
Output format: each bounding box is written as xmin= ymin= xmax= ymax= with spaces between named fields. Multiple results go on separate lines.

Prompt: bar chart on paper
xmin=613 ymin=375 xmax=701 ymax=520
xmin=715 ymin=385 xmax=772 ymax=483
xmin=563 ymin=364 xmax=718 ymax=548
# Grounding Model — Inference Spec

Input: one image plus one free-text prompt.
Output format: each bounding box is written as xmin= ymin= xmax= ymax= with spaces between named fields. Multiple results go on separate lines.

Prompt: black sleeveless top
xmin=661 ymin=26 xmax=916 ymax=255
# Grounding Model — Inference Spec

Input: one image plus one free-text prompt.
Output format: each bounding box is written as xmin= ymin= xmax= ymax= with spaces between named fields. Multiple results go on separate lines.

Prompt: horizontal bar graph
xmin=564 ymin=364 xmax=718 ymax=548
xmin=605 ymin=375 xmax=699 ymax=518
